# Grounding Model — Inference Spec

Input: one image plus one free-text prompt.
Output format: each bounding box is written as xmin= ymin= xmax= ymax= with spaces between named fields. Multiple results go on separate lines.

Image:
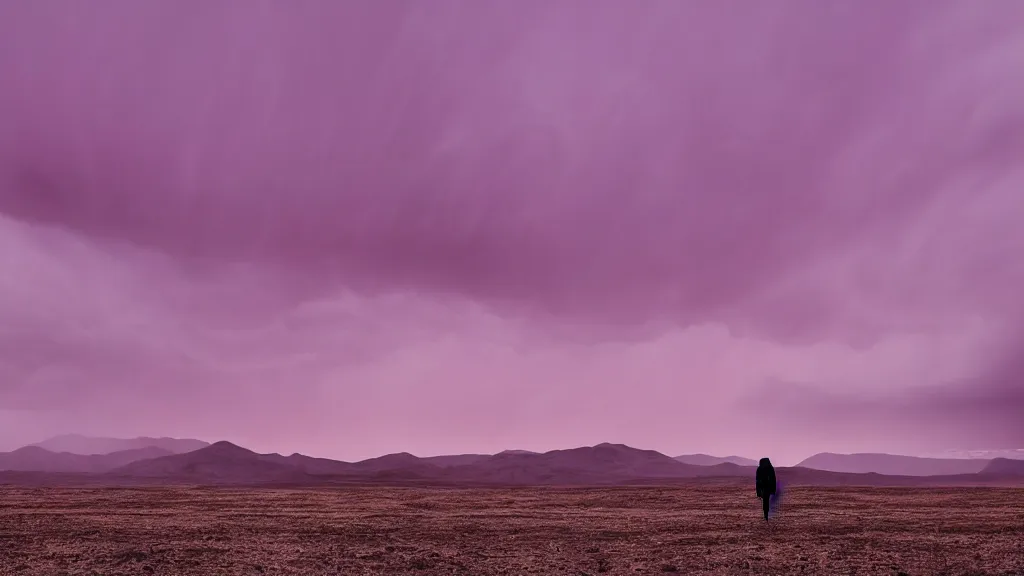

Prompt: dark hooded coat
xmin=755 ymin=457 xmax=777 ymax=499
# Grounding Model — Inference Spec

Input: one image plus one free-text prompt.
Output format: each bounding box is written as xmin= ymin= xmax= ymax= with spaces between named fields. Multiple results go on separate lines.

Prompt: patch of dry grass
xmin=0 ymin=484 xmax=1021 ymax=575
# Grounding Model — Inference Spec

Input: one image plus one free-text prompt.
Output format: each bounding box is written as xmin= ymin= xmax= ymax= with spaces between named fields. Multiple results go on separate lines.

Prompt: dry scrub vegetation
xmin=0 ymin=484 xmax=1022 ymax=575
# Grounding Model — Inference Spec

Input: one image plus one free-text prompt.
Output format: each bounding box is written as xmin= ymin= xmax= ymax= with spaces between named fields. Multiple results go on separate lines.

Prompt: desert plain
xmin=1 ymin=483 xmax=1022 ymax=576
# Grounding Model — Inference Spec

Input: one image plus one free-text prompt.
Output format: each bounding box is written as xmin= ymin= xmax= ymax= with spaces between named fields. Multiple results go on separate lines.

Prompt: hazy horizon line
xmin=18 ymin=433 xmax=1024 ymax=467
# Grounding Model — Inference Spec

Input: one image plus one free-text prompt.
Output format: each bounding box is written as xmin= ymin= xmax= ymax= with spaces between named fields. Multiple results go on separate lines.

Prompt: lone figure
xmin=755 ymin=457 xmax=777 ymax=522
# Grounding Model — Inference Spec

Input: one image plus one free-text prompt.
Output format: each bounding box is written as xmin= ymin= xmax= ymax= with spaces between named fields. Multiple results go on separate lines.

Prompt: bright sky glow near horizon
xmin=1 ymin=1 xmax=1022 ymax=466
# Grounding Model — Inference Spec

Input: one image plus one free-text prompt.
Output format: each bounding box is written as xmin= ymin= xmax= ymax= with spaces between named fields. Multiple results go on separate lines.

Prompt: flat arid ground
xmin=1 ymin=484 xmax=1022 ymax=575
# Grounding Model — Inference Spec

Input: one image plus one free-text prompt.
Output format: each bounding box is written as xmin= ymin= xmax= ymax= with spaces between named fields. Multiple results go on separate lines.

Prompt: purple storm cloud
xmin=0 ymin=0 xmax=1021 ymax=463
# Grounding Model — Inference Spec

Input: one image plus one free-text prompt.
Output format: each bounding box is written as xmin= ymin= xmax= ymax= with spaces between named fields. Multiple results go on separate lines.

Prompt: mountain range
xmin=1 ymin=435 xmax=1021 ymax=486
xmin=104 ymin=441 xmax=751 ymax=485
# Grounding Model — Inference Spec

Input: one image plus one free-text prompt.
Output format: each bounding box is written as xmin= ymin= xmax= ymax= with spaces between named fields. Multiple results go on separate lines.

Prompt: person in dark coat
xmin=755 ymin=457 xmax=777 ymax=522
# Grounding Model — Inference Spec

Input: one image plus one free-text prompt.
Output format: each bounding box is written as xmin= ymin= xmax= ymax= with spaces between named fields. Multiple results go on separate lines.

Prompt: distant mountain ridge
xmin=796 ymin=452 xmax=990 ymax=476
xmin=674 ymin=454 xmax=757 ymax=467
xmin=421 ymin=454 xmax=490 ymax=467
xmin=0 ymin=446 xmax=173 ymax=473
xmin=926 ymin=449 xmax=1024 ymax=460
xmin=31 ymin=434 xmax=209 ymax=455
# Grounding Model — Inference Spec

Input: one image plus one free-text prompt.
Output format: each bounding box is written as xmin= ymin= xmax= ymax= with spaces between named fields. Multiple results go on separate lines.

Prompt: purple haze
xmin=0 ymin=1 xmax=1022 ymax=464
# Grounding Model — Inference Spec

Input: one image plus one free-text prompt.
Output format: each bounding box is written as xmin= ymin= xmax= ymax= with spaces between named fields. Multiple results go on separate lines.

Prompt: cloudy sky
xmin=0 ymin=0 xmax=1021 ymax=465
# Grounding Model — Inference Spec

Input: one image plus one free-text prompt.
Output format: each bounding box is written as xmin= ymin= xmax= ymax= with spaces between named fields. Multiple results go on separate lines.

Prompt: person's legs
xmin=761 ymin=495 xmax=770 ymax=521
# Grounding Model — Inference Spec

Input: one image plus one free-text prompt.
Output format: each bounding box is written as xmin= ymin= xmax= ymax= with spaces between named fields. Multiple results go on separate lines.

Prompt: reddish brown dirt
xmin=0 ymin=484 xmax=1021 ymax=575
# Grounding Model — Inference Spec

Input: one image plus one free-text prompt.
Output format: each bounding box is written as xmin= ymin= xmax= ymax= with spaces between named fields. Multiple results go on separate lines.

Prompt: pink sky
xmin=0 ymin=1 xmax=1022 ymax=465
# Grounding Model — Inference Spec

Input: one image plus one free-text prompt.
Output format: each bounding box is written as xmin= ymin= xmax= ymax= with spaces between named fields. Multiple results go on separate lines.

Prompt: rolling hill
xmin=980 ymin=457 xmax=1024 ymax=476
xmin=348 ymin=452 xmax=440 ymax=473
xmin=674 ymin=454 xmax=757 ymax=467
xmin=0 ymin=446 xmax=172 ymax=473
xmin=261 ymin=452 xmax=354 ymax=475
